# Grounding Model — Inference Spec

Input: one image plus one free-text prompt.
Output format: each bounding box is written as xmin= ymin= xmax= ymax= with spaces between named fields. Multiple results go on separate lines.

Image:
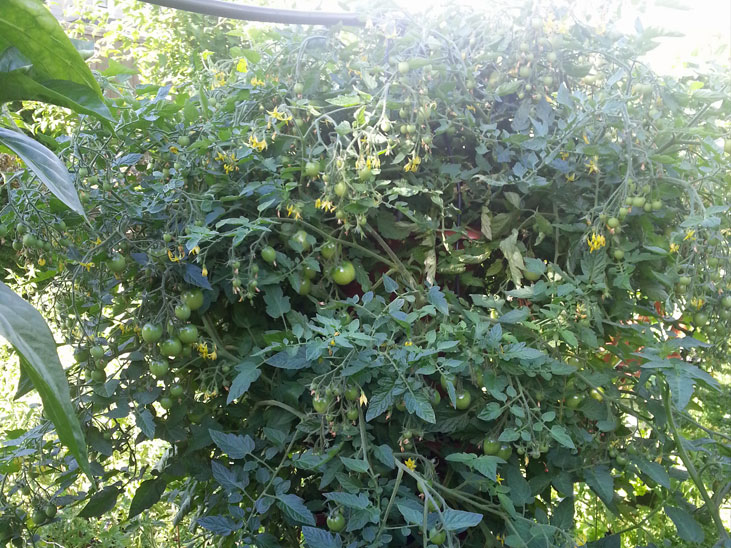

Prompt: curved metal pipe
xmin=138 ymin=0 xmax=364 ymax=26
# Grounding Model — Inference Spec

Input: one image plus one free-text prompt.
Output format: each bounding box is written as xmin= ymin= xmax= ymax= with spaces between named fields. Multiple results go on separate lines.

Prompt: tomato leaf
xmin=664 ymin=505 xmax=704 ymax=543
xmin=78 ymin=486 xmax=122 ymax=518
xmin=0 ymin=127 xmax=85 ymax=217
xmin=0 ymin=281 xmax=91 ymax=481
xmin=275 ymin=494 xmax=315 ymax=526
xmin=128 ymin=477 xmax=167 ymax=520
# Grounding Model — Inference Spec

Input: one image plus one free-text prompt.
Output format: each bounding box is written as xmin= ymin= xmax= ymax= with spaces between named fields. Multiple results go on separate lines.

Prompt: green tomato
xmin=331 ymin=261 xmax=356 ymax=285
xmin=497 ymin=444 xmax=513 ymax=460
xmin=607 ymin=217 xmax=620 ymax=228
xmin=455 ymin=390 xmax=471 ymax=410
xmin=293 ymin=82 xmax=304 ymax=94
xmin=261 ymin=246 xmax=276 ymax=264
xmin=613 ymin=249 xmax=625 ymax=260
xmin=312 ymin=394 xmax=330 ymax=413
xmin=327 ymin=511 xmax=346 ymax=532
xmin=565 ymin=394 xmax=584 ymax=409
xmin=178 ymin=325 xmax=199 ymax=344
xmin=346 ymin=407 xmax=359 ymax=421
xmin=321 ymin=241 xmax=337 ymax=260
xmin=483 ymin=438 xmax=501 ymax=455
xmin=177 ymin=135 xmax=190 ymax=147
xmin=43 ymin=504 xmax=57 ymax=519
xmin=334 ymin=181 xmax=347 ymax=198
xmin=358 ymin=167 xmax=372 ymax=181
xmin=344 ymin=386 xmax=359 ymax=401
xmin=0 ymin=225 xmax=8 ymax=238
xmin=679 ymin=275 xmax=692 ymax=286
xmin=141 ymin=323 xmax=163 ymax=344
xmin=693 ymin=312 xmax=709 ymax=326
xmin=175 ymin=304 xmax=191 ymax=320
xmin=302 ymin=264 xmax=318 ymax=279
xmin=429 ymin=528 xmax=446 ymax=545
xmin=90 ymin=345 xmax=105 ymax=360
xmin=181 ymin=289 xmax=204 ymax=311
xmin=589 ymin=387 xmax=605 ymax=402
xmin=170 ymin=384 xmax=184 ymax=398
xmin=31 ymin=509 xmax=47 ymax=526
xmin=159 ymin=337 xmax=182 ymax=358
xmin=91 ymin=369 xmax=106 ymax=383
xmin=304 ymin=161 xmax=319 ymax=177
xmin=615 ymin=454 xmax=628 ymax=466
xmin=160 ymin=397 xmax=174 ymax=410
xmin=397 ymin=61 xmax=410 ymax=74
xmin=722 ymin=296 xmax=731 ymax=309
xmin=78 ymin=167 xmax=88 ymax=178
xmin=297 ymin=278 xmax=311 ymax=296
xmin=149 ymin=359 xmax=168 ymax=377
xmin=524 ymin=270 xmax=541 ymax=281
xmin=290 ymin=230 xmax=311 ymax=251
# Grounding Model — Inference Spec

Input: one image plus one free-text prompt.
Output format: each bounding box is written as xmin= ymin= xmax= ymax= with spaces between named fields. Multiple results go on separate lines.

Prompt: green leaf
xmin=0 ymin=281 xmax=91 ymax=480
xmin=505 ymin=466 xmax=533 ymax=506
xmin=583 ymin=465 xmax=614 ymax=508
xmin=128 ymin=477 xmax=167 ymax=519
xmin=324 ymin=492 xmax=369 ymax=509
xmin=472 ymin=456 xmax=500 ymax=480
xmin=302 ymin=527 xmax=339 ymax=548
xmin=0 ymin=73 xmax=112 ymax=121
xmin=263 ymin=286 xmax=291 ymax=318
xmin=226 ymin=361 xmax=261 ymax=403
xmin=442 ymin=509 xmax=483 ymax=530
xmin=397 ymin=502 xmax=424 ymax=524
xmin=477 ymin=402 xmax=503 ymax=421
xmin=339 ymin=457 xmax=370 ymax=473
xmin=77 ymin=486 xmax=121 ymax=518
xmin=275 ymin=494 xmax=316 ymax=525
xmin=404 ymin=391 xmax=436 ymax=423
xmin=427 ymin=285 xmax=448 ymax=315
xmin=365 ymin=385 xmax=393 ymax=422
xmin=0 ymin=128 xmax=85 ymax=216
xmin=265 ymin=346 xmax=308 ymax=370
xmin=209 ymin=430 xmax=255 ymax=459
xmin=633 ymin=457 xmax=670 ymax=489
xmin=549 ymin=425 xmax=576 ymax=449
xmin=664 ymin=505 xmax=704 ymax=543
xmin=197 ymin=516 xmax=241 ymax=536
xmin=0 ymin=0 xmax=101 ymax=93
xmin=101 ymin=58 xmax=139 ymax=77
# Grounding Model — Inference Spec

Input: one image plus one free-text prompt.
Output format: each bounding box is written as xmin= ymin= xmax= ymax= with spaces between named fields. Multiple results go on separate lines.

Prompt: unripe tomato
xmin=31 ymin=508 xmax=47 ymax=526
xmin=91 ymin=369 xmax=106 ymax=383
xmin=693 ymin=312 xmax=708 ymax=326
xmin=290 ymin=230 xmax=311 ymax=252
xmin=175 ymin=304 xmax=191 ymax=320
xmin=607 ymin=217 xmax=620 ymax=228
xmin=358 ymin=167 xmax=372 ymax=181
xmin=181 ymin=289 xmax=204 ymax=311
xmin=178 ymin=325 xmax=199 ymax=344
xmin=524 ymin=269 xmax=541 ymax=281
xmin=43 ymin=504 xmax=57 ymax=519
xmin=334 ymin=181 xmax=347 ymax=198
xmin=90 ymin=345 xmax=105 ymax=360
xmin=327 ymin=511 xmax=346 ymax=532
xmin=159 ymin=337 xmax=182 ymax=358
xmin=261 ymin=246 xmax=276 ymax=264
xmin=141 ymin=323 xmax=163 ymax=344
xmin=170 ymin=384 xmax=184 ymax=398
xmin=398 ymin=61 xmax=410 ymax=74
xmin=160 ymin=397 xmax=174 ymax=410
xmin=331 ymin=261 xmax=355 ymax=285
xmin=346 ymin=407 xmax=358 ymax=421
xmin=177 ymin=135 xmax=190 ymax=147
xmin=589 ymin=387 xmax=604 ymax=402
xmin=149 ymin=360 xmax=168 ymax=377
xmin=566 ymin=394 xmax=584 ymax=409
xmin=293 ymin=82 xmax=304 ymax=94
xmin=615 ymin=454 xmax=628 ymax=466
xmin=303 ymin=264 xmax=318 ymax=280
xmin=483 ymin=438 xmax=501 ymax=455
xmin=320 ymin=241 xmax=337 ymax=260
xmin=429 ymin=528 xmax=446 ymax=545
xmin=344 ymin=386 xmax=359 ymax=401
xmin=455 ymin=390 xmax=471 ymax=410
xmin=678 ymin=275 xmax=692 ymax=286
xmin=304 ymin=161 xmax=319 ymax=177
xmin=613 ymin=249 xmax=625 ymax=260
xmin=497 ymin=444 xmax=513 ymax=460
xmin=722 ymin=296 xmax=731 ymax=309
xmin=312 ymin=394 xmax=330 ymax=413
xmin=297 ymin=278 xmax=311 ymax=296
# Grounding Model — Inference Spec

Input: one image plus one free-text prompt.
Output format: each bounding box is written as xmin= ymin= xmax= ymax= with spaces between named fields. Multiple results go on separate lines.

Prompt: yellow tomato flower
xmin=405 ymin=458 xmax=417 ymax=471
xmin=683 ymin=229 xmax=696 ymax=241
xmin=585 ymin=156 xmax=600 ymax=175
xmin=587 ymin=232 xmax=606 ymax=252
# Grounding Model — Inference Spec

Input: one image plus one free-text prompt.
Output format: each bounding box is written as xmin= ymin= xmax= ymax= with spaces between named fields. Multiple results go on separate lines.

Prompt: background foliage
xmin=0 ymin=0 xmax=729 ymax=547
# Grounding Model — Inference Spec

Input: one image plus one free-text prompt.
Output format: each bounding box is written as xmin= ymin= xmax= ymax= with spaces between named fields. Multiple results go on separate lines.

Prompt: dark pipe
xmin=138 ymin=0 xmax=364 ymax=26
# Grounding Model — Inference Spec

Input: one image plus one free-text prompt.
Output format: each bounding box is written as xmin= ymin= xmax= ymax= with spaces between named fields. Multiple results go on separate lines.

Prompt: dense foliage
xmin=1 ymin=2 xmax=730 ymax=547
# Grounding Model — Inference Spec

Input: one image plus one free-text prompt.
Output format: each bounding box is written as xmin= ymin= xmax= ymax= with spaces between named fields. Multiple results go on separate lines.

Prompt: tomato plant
xmin=0 ymin=2 xmax=729 ymax=547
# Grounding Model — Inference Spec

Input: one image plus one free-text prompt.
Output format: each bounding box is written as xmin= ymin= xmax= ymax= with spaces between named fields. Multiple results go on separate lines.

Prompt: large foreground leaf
xmin=0 ymin=127 xmax=85 ymax=217
xmin=0 ymin=0 xmax=101 ymax=92
xmin=0 ymin=281 xmax=91 ymax=480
